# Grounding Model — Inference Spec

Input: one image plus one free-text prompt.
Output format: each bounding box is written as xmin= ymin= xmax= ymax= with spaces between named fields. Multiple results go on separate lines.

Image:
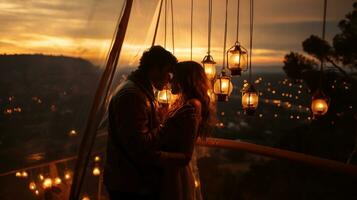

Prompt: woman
xmin=157 ymin=61 xmax=215 ymax=200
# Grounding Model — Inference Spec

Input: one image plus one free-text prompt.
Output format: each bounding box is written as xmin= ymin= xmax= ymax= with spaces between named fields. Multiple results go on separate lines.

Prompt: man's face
xmin=151 ymin=65 xmax=172 ymax=90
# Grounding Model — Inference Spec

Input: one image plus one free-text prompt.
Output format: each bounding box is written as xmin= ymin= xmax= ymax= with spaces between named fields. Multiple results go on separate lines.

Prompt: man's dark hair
xmin=139 ymin=45 xmax=177 ymax=71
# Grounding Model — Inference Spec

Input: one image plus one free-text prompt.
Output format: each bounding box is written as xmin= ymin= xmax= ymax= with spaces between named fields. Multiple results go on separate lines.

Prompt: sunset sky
xmin=0 ymin=0 xmax=354 ymax=67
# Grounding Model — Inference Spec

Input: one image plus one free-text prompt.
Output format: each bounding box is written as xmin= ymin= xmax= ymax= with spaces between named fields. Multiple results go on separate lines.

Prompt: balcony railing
xmin=1 ymin=137 xmax=357 ymax=199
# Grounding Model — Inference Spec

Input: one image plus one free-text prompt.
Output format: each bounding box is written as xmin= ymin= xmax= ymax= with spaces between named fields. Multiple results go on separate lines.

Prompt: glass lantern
xmin=227 ymin=42 xmax=248 ymax=76
xmin=156 ymin=88 xmax=175 ymax=106
xmin=213 ymin=71 xmax=233 ymax=102
xmin=311 ymin=90 xmax=329 ymax=117
xmin=201 ymin=54 xmax=216 ymax=80
xmin=241 ymin=83 xmax=259 ymax=115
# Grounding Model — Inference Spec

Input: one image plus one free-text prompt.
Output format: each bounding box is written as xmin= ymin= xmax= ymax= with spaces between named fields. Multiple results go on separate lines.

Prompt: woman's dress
xmin=158 ymin=101 xmax=202 ymax=200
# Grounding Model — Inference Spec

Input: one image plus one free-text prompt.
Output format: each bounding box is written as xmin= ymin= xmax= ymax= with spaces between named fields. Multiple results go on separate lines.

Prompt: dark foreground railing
xmin=197 ymin=137 xmax=357 ymax=176
xmin=1 ymin=137 xmax=357 ymax=177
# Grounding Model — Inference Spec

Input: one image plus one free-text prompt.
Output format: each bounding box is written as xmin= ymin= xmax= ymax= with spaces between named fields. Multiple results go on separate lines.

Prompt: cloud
xmin=0 ymin=0 xmax=354 ymax=66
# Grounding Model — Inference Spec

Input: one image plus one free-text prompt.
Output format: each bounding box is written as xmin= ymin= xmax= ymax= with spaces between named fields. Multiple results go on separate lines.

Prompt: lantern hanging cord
xmin=222 ymin=0 xmax=228 ymax=69
xmin=171 ymin=0 xmax=175 ymax=54
xmin=236 ymin=0 xmax=240 ymax=42
xmin=164 ymin=0 xmax=167 ymax=48
xmin=190 ymin=0 xmax=193 ymax=60
xmin=207 ymin=0 xmax=213 ymax=55
xmin=319 ymin=0 xmax=327 ymax=87
xmin=152 ymin=0 xmax=164 ymax=46
xmin=248 ymin=0 xmax=254 ymax=82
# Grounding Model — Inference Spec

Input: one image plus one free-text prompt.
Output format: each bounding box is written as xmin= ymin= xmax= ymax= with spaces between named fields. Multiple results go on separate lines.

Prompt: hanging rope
xmin=320 ymin=0 xmax=327 ymax=73
xmin=190 ymin=0 xmax=194 ymax=60
xmin=318 ymin=0 xmax=327 ymax=88
xmin=164 ymin=0 xmax=167 ymax=48
xmin=222 ymin=0 xmax=228 ymax=69
xmin=152 ymin=0 xmax=164 ymax=46
xmin=248 ymin=0 xmax=254 ymax=82
xmin=322 ymin=0 xmax=327 ymax=42
xmin=171 ymin=0 xmax=175 ymax=54
xmin=207 ymin=0 xmax=213 ymax=55
xmin=236 ymin=0 xmax=240 ymax=42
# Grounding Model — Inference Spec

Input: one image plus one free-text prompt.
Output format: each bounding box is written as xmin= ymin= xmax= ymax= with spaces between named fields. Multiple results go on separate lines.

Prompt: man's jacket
xmin=104 ymin=69 xmax=163 ymax=194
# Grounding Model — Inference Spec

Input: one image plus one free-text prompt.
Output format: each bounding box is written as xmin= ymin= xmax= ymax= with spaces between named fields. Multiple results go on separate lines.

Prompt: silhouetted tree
xmin=283 ymin=2 xmax=357 ymax=81
xmin=333 ymin=2 xmax=357 ymax=69
xmin=283 ymin=52 xmax=316 ymax=80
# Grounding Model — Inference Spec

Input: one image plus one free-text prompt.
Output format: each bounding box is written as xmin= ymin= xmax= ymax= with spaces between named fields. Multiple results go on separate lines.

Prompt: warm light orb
xmin=201 ymin=54 xmax=216 ymax=80
xmin=194 ymin=180 xmax=200 ymax=188
xmin=311 ymin=90 xmax=329 ymax=117
xmin=241 ymin=84 xmax=259 ymax=115
xmin=69 ymin=129 xmax=77 ymax=136
xmin=311 ymin=98 xmax=328 ymax=116
xmin=82 ymin=196 xmax=91 ymax=200
xmin=54 ymin=177 xmax=62 ymax=186
xmin=92 ymin=167 xmax=101 ymax=176
xmin=21 ymin=171 xmax=28 ymax=178
xmin=29 ymin=182 xmax=36 ymax=190
xmin=64 ymin=171 xmax=72 ymax=180
xmin=38 ymin=174 xmax=44 ymax=181
xmin=94 ymin=156 xmax=101 ymax=162
xmin=213 ymin=72 xmax=233 ymax=102
xmin=42 ymin=178 xmax=53 ymax=189
xmin=15 ymin=172 xmax=22 ymax=177
xmin=35 ymin=190 xmax=40 ymax=195
xmin=227 ymin=42 xmax=248 ymax=75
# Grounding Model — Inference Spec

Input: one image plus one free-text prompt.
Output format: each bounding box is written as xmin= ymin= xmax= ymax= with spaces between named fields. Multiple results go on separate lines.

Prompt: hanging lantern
xmin=227 ymin=42 xmax=248 ymax=75
xmin=213 ymin=71 xmax=233 ymax=102
xmin=201 ymin=54 xmax=216 ymax=80
xmin=156 ymin=88 xmax=175 ymax=106
xmin=241 ymin=83 xmax=259 ymax=115
xmin=311 ymin=90 xmax=329 ymax=117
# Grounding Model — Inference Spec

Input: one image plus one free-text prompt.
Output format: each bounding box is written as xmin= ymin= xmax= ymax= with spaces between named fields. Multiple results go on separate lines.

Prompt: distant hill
xmin=0 ymin=54 xmax=101 ymax=97
xmin=0 ymin=55 xmax=102 ymax=163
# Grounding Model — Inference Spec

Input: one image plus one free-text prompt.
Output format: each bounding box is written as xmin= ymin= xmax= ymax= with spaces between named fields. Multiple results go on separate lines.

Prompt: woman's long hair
xmin=171 ymin=61 xmax=216 ymax=138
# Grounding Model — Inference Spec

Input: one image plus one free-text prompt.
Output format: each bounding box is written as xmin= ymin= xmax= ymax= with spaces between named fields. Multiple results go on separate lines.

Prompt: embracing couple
xmin=104 ymin=46 xmax=214 ymax=200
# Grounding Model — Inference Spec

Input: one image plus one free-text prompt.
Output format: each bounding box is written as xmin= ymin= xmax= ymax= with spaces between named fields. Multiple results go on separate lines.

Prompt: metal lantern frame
xmin=213 ymin=70 xmax=233 ymax=102
xmin=311 ymin=89 xmax=330 ymax=118
xmin=241 ymin=83 xmax=259 ymax=115
xmin=202 ymin=54 xmax=217 ymax=80
xmin=156 ymin=88 xmax=173 ymax=106
xmin=227 ymin=41 xmax=248 ymax=76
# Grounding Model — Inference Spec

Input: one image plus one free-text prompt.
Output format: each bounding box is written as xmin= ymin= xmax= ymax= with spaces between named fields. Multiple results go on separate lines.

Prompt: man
xmin=104 ymin=46 xmax=177 ymax=199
